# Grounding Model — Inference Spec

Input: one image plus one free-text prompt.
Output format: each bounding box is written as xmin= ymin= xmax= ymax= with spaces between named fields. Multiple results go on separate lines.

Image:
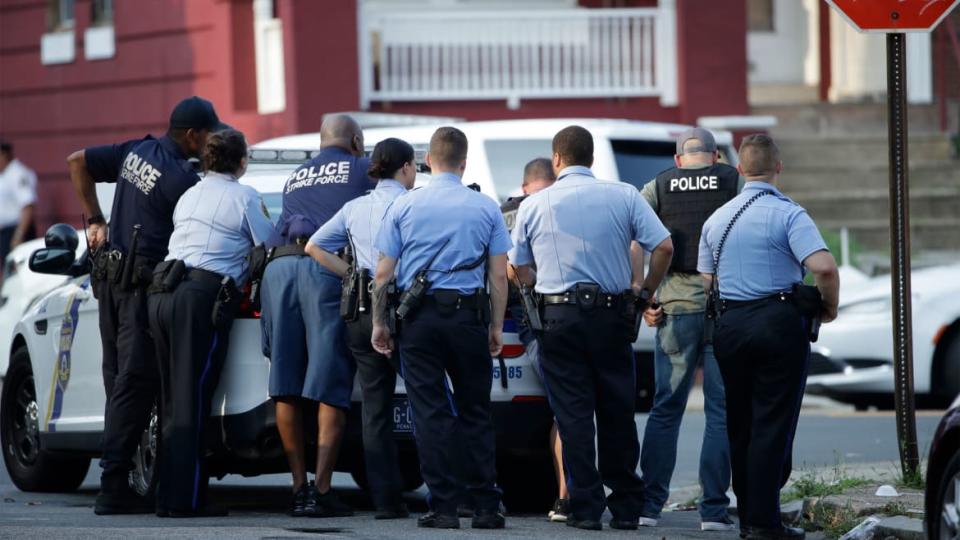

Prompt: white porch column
xmin=656 ymin=0 xmax=678 ymax=107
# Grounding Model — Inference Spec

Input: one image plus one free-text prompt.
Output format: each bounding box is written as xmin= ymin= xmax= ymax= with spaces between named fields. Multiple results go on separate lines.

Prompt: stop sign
xmin=826 ymin=0 xmax=960 ymax=32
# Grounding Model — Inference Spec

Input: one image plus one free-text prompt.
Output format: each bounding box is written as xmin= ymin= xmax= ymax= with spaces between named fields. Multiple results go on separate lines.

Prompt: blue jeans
xmin=639 ymin=312 xmax=731 ymax=520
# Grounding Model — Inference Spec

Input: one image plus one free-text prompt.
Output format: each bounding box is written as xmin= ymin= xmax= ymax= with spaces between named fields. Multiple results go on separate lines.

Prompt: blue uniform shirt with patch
xmin=166 ymin=172 xmax=278 ymax=287
xmin=375 ymin=172 xmax=512 ymax=294
xmin=309 ymin=179 xmax=406 ymax=274
xmin=275 ymin=146 xmax=374 ymax=244
xmin=509 ymin=166 xmax=670 ymax=294
xmin=84 ymin=135 xmax=200 ymax=262
xmin=697 ymin=181 xmax=828 ymax=301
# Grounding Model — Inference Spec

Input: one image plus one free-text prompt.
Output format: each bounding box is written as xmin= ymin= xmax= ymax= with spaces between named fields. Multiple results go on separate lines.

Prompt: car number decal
xmin=43 ymin=278 xmax=90 ymax=431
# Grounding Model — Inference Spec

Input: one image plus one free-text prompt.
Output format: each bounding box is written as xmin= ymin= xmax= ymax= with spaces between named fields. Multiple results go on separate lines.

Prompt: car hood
xmin=840 ymin=263 xmax=960 ymax=306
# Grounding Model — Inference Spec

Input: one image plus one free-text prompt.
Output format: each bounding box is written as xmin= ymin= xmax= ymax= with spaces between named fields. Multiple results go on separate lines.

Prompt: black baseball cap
xmin=169 ymin=96 xmax=228 ymax=131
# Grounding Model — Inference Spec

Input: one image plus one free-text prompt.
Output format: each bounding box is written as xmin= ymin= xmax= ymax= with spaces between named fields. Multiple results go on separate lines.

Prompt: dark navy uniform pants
xmin=347 ymin=312 xmax=405 ymax=511
xmin=539 ymin=304 xmax=643 ymax=522
xmin=93 ymin=278 xmax=158 ymax=486
xmin=713 ymin=300 xmax=809 ymax=530
xmin=147 ymin=275 xmax=233 ymax=513
xmin=397 ymin=303 xmax=501 ymax=515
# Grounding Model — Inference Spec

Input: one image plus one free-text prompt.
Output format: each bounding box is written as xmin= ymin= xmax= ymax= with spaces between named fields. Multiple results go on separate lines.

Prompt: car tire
xmin=350 ymin=450 xmax=424 ymax=493
xmin=498 ymin=454 xmax=558 ymax=513
xmin=931 ymin=449 xmax=960 ymax=540
xmin=0 ymin=348 xmax=90 ymax=492
xmin=939 ymin=336 xmax=960 ymax=402
xmin=129 ymin=403 xmax=159 ymax=497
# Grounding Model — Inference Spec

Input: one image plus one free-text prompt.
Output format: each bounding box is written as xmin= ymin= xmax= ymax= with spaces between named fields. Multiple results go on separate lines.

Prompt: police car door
xmin=34 ymin=275 xmax=105 ymax=434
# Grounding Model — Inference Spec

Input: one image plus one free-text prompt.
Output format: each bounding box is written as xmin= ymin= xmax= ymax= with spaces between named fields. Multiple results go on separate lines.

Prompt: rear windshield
xmin=483 ymin=139 xmax=553 ymax=202
xmin=610 ymin=139 xmax=676 ymax=189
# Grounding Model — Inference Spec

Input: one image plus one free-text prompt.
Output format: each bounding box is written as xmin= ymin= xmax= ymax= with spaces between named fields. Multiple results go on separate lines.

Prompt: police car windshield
xmin=484 ymin=139 xmax=553 ymax=202
xmin=610 ymin=140 xmax=677 ymax=189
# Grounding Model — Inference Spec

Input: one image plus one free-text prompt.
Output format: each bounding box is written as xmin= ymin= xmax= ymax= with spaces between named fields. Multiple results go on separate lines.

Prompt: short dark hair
xmin=738 ymin=133 xmax=781 ymax=177
xmin=522 ymin=158 xmax=555 ymax=185
xmin=552 ymin=125 xmax=593 ymax=167
xmin=429 ymin=127 xmax=468 ymax=170
xmin=368 ymin=137 xmax=415 ymax=180
xmin=202 ymin=129 xmax=247 ymax=175
xmin=0 ymin=140 xmax=12 ymax=157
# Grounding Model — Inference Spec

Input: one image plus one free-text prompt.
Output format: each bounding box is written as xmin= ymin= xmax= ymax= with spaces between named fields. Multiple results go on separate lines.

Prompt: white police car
xmin=0 ymin=150 xmax=559 ymax=511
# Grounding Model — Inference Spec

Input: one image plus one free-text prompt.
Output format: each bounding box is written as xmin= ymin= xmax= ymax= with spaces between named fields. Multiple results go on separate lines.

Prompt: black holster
xmin=519 ymin=285 xmax=543 ymax=332
xmin=792 ymin=282 xmax=823 ymax=342
xmin=396 ymin=271 xmax=430 ymax=321
xmin=148 ymin=259 xmax=187 ymax=295
xmin=476 ymin=288 xmax=491 ymax=326
xmin=340 ymin=267 xmax=359 ymax=322
xmin=212 ymin=276 xmax=240 ymax=331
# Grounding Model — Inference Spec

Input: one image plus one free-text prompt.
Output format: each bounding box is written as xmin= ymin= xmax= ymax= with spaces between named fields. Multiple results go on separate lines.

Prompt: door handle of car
xmin=34 ymin=319 xmax=48 ymax=335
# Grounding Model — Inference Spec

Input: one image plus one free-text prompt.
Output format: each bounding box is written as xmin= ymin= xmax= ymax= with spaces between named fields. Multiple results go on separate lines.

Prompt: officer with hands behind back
xmin=305 ymin=138 xmax=416 ymax=520
xmin=148 ymin=129 xmax=276 ymax=517
xmin=698 ymin=134 xmax=839 ymax=540
xmin=67 ymin=96 xmax=224 ymax=515
xmin=260 ymin=114 xmax=373 ymax=518
xmin=509 ymin=125 xmax=674 ymax=532
xmin=636 ymin=127 xmax=737 ymax=532
xmin=370 ymin=127 xmax=511 ymax=530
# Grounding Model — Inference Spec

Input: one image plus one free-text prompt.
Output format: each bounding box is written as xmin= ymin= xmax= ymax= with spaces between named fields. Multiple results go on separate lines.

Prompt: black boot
xmin=94 ymin=475 xmax=154 ymax=515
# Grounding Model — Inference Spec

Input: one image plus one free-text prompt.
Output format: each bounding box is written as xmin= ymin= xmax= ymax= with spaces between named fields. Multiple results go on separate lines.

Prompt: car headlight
xmin=839 ymin=298 xmax=890 ymax=315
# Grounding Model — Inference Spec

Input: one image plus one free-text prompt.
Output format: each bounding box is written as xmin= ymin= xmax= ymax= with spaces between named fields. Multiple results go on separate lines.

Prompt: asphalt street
xmin=0 ymin=395 xmax=944 ymax=539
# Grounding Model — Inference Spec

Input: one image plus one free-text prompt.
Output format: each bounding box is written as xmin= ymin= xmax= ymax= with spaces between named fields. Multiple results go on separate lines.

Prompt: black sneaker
xmin=312 ymin=488 xmax=353 ymax=517
xmin=417 ymin=511 xmax=460 ymax=529
xmin=566 ymin=517 xmax=602 ymax=531
xmin=290 ymin=481 xmax=319 ymax=517
xmin=374 ymin=504 xmax=410 ymax=520
xmin=548 ymin=498 xmax=569 ymax=522
xmin=457 ymin=504 xmax=475 ymax=518
xmin=94 ymin=478 xmax=154 ymax=515
xmin=609 ymin=517 xmax=639 ymax=530
xmin=471 ymin=509 xmax=506 ymax=529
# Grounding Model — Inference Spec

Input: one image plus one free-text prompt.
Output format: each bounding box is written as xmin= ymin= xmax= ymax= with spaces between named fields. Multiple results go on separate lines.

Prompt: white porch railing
xmin=358 ymin=3 xmax=678 ymax=110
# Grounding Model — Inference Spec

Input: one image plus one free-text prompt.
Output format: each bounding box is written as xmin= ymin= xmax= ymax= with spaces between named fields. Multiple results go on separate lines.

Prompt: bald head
xmin=320 ymin=114 xmax=364 ymax=156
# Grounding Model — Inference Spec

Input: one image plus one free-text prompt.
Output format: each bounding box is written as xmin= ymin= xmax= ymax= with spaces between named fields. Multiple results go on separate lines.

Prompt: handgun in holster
xmin=119 ymin=225 xmax=142 ymax=291
xmin=627 ymin=290 xmax=651 ymax=343
xmin=340 ymin=266 xmax=360 ymax=322
xmin=148 ymin=259 xmax=186 ymax=295
xmin=518 ymin=283 xmax=543 ymax=332
xmin=212 ymin=276 xmax=239 ymax=330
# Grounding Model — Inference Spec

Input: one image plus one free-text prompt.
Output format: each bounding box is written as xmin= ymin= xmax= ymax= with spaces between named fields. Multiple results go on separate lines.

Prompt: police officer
xmin=501 ymin=158 xmax=571 ymax=523
xmin=261 ymin=114 xmax=372 ymax=517
xmin=509 ymin=125 xmax=674 ymax=531
xmin=148 ymin=129 xmax=275 ymax=517
xmin=305 ymin=138 xmax=416 ymax=519
xmin=636 ymin=127 xmax=737 ymax=532
xmin=0 ymin=140 xmax=37 ymax=264
xmin=370 ymin=127 xmax=510 ymax=530
xmin=67 ymin=96 xmax=223 ymax=514
xmin=698 ymin=134 xmax=839 ymax=540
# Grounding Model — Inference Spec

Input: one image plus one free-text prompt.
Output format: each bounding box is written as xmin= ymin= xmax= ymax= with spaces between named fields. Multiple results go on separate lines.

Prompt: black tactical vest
xmin=655 ymin=163 xmax=739 ymax=273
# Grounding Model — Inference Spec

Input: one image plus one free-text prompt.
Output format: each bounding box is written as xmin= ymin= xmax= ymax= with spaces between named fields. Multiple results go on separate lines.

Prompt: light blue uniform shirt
xmin=309 ymin=179 xmax=407 ymax=273
xmin=697 ymin=181 xmax=828 ymax=301
xmin=509 ymin=166 xmax=671 ymax=294
xmin=375 ymin=172 xmax=512 ymax=294
xmin=166 ymin=172 xmax=277 ymax=287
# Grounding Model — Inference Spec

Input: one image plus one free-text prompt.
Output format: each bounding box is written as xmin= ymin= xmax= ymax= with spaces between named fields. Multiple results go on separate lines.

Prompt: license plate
xmin=392 ymin=398 xmax=413 ymax=434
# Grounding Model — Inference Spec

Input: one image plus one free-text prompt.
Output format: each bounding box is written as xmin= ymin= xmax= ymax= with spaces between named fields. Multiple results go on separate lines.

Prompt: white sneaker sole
xmin=701 ymin=522 xmax=737 ymax=532
xmin=549 ymin=513 xmax=568 ymax=523
xmin=638 ymin=517 xmax=658 ymax=527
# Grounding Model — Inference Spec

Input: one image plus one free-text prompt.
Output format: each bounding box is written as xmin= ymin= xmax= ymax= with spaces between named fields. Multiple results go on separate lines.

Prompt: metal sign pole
xmin=886 ymin=32 xmax=920 ymax=477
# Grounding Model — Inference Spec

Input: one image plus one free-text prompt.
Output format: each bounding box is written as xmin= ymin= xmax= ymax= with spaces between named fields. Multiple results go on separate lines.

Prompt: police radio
xmin=395 ymin=238 xmax=451 ymax=321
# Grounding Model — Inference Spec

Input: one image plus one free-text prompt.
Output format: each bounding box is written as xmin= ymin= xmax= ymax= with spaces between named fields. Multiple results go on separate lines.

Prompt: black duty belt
xmin=422 ymin=292 xmax=481 ymax=309
xmin=187 ymin=268 xmax=229 ymax=289
xmin=720 ymin=291 xmax=793 ymax=313
xmin=271 ymin=244 xmax=306 ymax=260
xmin=542 ymin=290 xmax=626 ymax=308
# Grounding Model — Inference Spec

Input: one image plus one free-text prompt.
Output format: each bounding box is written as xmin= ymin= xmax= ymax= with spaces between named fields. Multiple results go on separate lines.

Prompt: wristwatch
xmin=87 ymin=213 xmax=106 ymax=226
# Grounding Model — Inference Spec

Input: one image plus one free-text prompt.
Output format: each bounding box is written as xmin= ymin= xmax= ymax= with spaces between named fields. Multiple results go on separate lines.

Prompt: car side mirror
xmin=29 ymin=248 xmax=76 ymax=275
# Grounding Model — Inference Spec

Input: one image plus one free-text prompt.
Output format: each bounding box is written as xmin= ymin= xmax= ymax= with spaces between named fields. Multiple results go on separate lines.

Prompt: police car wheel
xmin=129 ymin=403 xmax=159 ymax=497
xmin=938 ymin=336 xmax=960 ymax=403
xmin=497 ymin=454 xmax=557 ymax=513
xmin=0 ymin=349 xmax=90 ymax=492
xmin=349 ymin=451 xmax=424 ymax=493
xmin=932 ymin=450 xmax=960 ymax=540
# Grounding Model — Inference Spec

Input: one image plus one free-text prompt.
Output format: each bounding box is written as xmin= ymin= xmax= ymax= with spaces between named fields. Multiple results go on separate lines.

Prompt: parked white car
xmin=806 ymin=263 xmax=960 ymax=409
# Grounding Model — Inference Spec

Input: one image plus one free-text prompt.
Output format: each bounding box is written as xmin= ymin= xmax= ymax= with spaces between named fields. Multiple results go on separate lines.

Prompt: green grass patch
xmin=782 ymin=459 xmax=872 ymax=503
xmin=804 ymin=503 xmax=863 ymax=540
